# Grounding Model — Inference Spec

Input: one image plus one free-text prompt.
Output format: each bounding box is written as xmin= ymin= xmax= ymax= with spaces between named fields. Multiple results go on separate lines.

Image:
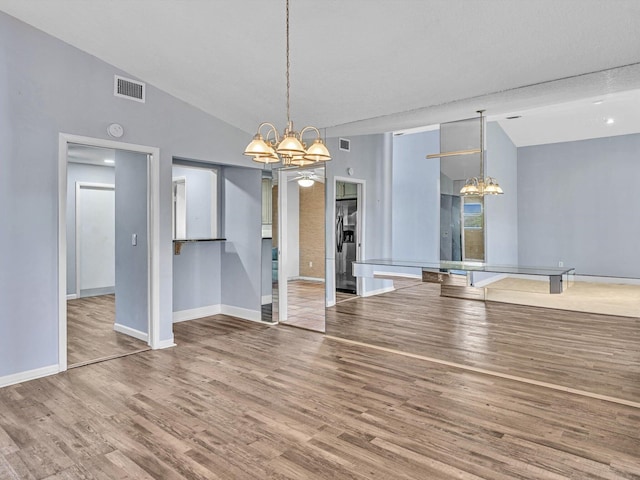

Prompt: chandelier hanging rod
xmin=243 ymin=0 xmax=331 ymax=166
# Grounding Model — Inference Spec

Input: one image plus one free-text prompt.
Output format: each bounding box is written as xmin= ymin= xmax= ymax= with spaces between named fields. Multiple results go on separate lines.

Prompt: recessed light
xmin=605 ymin=118 xmax=615 ymax=125
xmin=104 ymin=159 xmax=115 ymax=164
xmin=593 ymin=100 xmax=603 ymax=105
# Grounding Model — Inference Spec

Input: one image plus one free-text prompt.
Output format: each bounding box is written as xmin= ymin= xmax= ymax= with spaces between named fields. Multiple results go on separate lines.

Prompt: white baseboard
xmin=113 ymin=323 xmax=149 ymax=342
xmin=221 ymin=305 xmax=261 ymax=323
xmin=153 ymin=337 xmax=176 ymax=350
xmin=574 ymin=275 xmax=640 ymax=285
xmin=261 ymin=295 xmax=272 ymax=305
xmin=173 ymin=304 xmax=263 ymax=324
xmin=66 ymin=294 xmax=78 ymax=300
xmin=362 ymin=286 xmax=395 ymax=297
xmin=0 ymin=364 xmax=59 ymax=389
xmin=173 ymin=305 xmax=222 ymax=323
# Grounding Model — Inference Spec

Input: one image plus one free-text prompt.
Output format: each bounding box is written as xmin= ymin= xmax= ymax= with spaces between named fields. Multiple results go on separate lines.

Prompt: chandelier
xmin=459 ymin=110 xmax=503 ymax=196
xmin=426 ymin=110 xmax=503 ymax=196
xmin=243 ymin=0 xmax=331 ymax=166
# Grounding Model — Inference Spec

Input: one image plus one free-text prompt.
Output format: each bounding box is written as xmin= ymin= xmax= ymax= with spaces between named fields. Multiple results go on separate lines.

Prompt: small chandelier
xmin=243 ymin=0 xmax=331 ymax=166
xmin=460 ymin=110 xmax=504 ymax=196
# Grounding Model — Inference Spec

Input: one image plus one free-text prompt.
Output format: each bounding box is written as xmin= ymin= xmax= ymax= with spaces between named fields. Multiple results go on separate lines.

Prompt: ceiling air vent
xmin=339 ymin=138 xmax=350 ymax=152
xmin=114 ymin=75 xmax=145 ymax=103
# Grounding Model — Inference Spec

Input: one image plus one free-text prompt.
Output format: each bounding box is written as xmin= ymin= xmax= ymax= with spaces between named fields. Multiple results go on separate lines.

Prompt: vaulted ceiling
xmin=1 ymin=0 xmax=639 ymax=141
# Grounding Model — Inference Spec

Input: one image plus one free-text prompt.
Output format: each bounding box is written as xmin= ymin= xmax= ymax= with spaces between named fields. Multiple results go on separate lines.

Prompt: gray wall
xmin=518 ymin=133 xmax=640 ymax=277
xmin=392 ymin=129 xmax=440 ymax=261
xmin=172 ymin=242 xmax=222 ymax=312
xmin=66 ymin=163 xmax=115 ymax=295
xmin=0 ymin=12 xmax=255 ymax=378
xmin=325 ymin=133 xmax=394 ymax=301
xmin=115 ymin=150 xmax=149 ymax=334
xmin=485 ymin=121 xmax=518 ymax=265
xmin=221 ymin=167 xmax=262 ymax=313
xmin=172 ymin=165 xmax=217 ymax=239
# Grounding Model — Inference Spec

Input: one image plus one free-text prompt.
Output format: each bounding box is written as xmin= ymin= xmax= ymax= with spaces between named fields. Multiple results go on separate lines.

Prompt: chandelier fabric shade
xmin=243 ymin=0 xmax=331 ymax=166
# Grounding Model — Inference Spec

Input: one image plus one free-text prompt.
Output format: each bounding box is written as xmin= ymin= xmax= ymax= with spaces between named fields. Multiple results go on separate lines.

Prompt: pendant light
xmin=459 ymin=110 xmax=504 ymax=196
xmin=243 ymin=0 xmax=331 ymax=166
xmin=427 ymin=110 xmax=504 ymax=196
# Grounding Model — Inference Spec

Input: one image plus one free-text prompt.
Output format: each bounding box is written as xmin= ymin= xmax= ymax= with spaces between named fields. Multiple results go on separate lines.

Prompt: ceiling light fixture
xmin=293 ymin=171 xmax=318 ymax=187
xmin=606 ymin=118 xmax=615 ymax=125
xmin=104 ymin=159 xmax=115 ymax=164
xmin=243 ymin=0 xmax=331 ymax=166
xmin=297 ymin=178 xmax=314 ymax=187
xmin=427 ymin=111 xmax=504 ymax=196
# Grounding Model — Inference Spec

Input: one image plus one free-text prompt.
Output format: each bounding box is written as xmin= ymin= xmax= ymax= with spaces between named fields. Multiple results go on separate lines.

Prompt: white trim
xmin=221 ymin=305 xmax=261 ymax=323
xmin=574 ymin=274 xmax=640 ymax=285
xmin=0 ymin=364 xmax=59 ymax=389
xmin=113 ymin=323 xmax=149 ymax=342
xmin=75 ymin=182 xmax=115 ymax=298
xmin=172 ymin=176 xmax=187 ymax=239
xmin=361 ymin=285 xmax=395 ymax=297
xmin=173 ymin=304 xmax=222 ymax=323
xmin=261 ymin=295 xmax=273 ymax=305
xmin=59 ymin=134 xmax=162 ymax=375
xmin=277 ymin=169 xmax=288 ymax=322
xmin=173 ymin=304 xmax=267 ymax=325
xmin=154 ymin=338 xmax=177 ymax=349
xmin=66 ymin=294 xmax=78 ymax=300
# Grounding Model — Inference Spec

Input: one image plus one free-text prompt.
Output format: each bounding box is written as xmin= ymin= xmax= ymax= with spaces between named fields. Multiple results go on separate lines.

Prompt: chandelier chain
xmin=285 ymin=0 xmax=290 ymax=124
xmin=242 ymin=0 xmax=331 ymax=164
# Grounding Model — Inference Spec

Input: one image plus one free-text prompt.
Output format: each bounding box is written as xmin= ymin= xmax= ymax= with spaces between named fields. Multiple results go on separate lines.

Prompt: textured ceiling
xmin=1 ymin=0 xmax=640 ymax=140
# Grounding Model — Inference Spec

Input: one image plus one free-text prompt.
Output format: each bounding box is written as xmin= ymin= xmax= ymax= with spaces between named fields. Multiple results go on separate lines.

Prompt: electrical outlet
xmin=558 ymin=261 xmax=563 ymax=267
xmin=309 ymin=261 xmax=313 ymax=267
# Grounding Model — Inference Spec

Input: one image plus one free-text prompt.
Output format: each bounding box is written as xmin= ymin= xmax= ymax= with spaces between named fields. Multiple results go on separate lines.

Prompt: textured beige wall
xmin=299 ymin=182 xmax=325 ymax=279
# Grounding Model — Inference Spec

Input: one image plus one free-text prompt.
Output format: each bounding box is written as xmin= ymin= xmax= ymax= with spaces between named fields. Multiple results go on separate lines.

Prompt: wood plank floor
xmin=278 ymin=280 xmax=325 ymax=332
xmin=67 ymin=295 xmax=149 ymax=367
xmin=326 ymin=282 xmax=640 ymax=404
xmin=1 ymin=315 xmax=639 ymax=479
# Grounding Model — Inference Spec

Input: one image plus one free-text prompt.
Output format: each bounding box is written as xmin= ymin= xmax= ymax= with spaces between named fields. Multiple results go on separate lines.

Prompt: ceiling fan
xmin=288 ymin=171 xmax=324 ymax=187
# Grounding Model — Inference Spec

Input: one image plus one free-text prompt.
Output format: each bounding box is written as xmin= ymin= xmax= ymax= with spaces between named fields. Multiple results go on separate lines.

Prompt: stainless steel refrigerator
xmin=335 ymin=198 xmax=357 ymax=293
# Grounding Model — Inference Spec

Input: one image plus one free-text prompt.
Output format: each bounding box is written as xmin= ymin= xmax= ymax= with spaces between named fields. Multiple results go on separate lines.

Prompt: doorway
xmin=276 ymin=167 xmax=326 ymax=332
xmin=334 ymin=179 xmax=363 ymax=304
xmin=66 ymin=145 xmax=150 ymax=367
xmin=58 ymin=134 xmax=162 ymax=372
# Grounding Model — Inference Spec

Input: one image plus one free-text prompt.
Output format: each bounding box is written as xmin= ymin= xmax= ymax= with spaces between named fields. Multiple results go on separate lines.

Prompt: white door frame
xmin=276 ymin=169 xmax=288 ymax=322
xmin=330 ymin=176 xmax=366 ymax=306
xmin=75 ymin=182 xmax=115 ymax=299
xmin=58 ymin=133 xmax=162 ymax=372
